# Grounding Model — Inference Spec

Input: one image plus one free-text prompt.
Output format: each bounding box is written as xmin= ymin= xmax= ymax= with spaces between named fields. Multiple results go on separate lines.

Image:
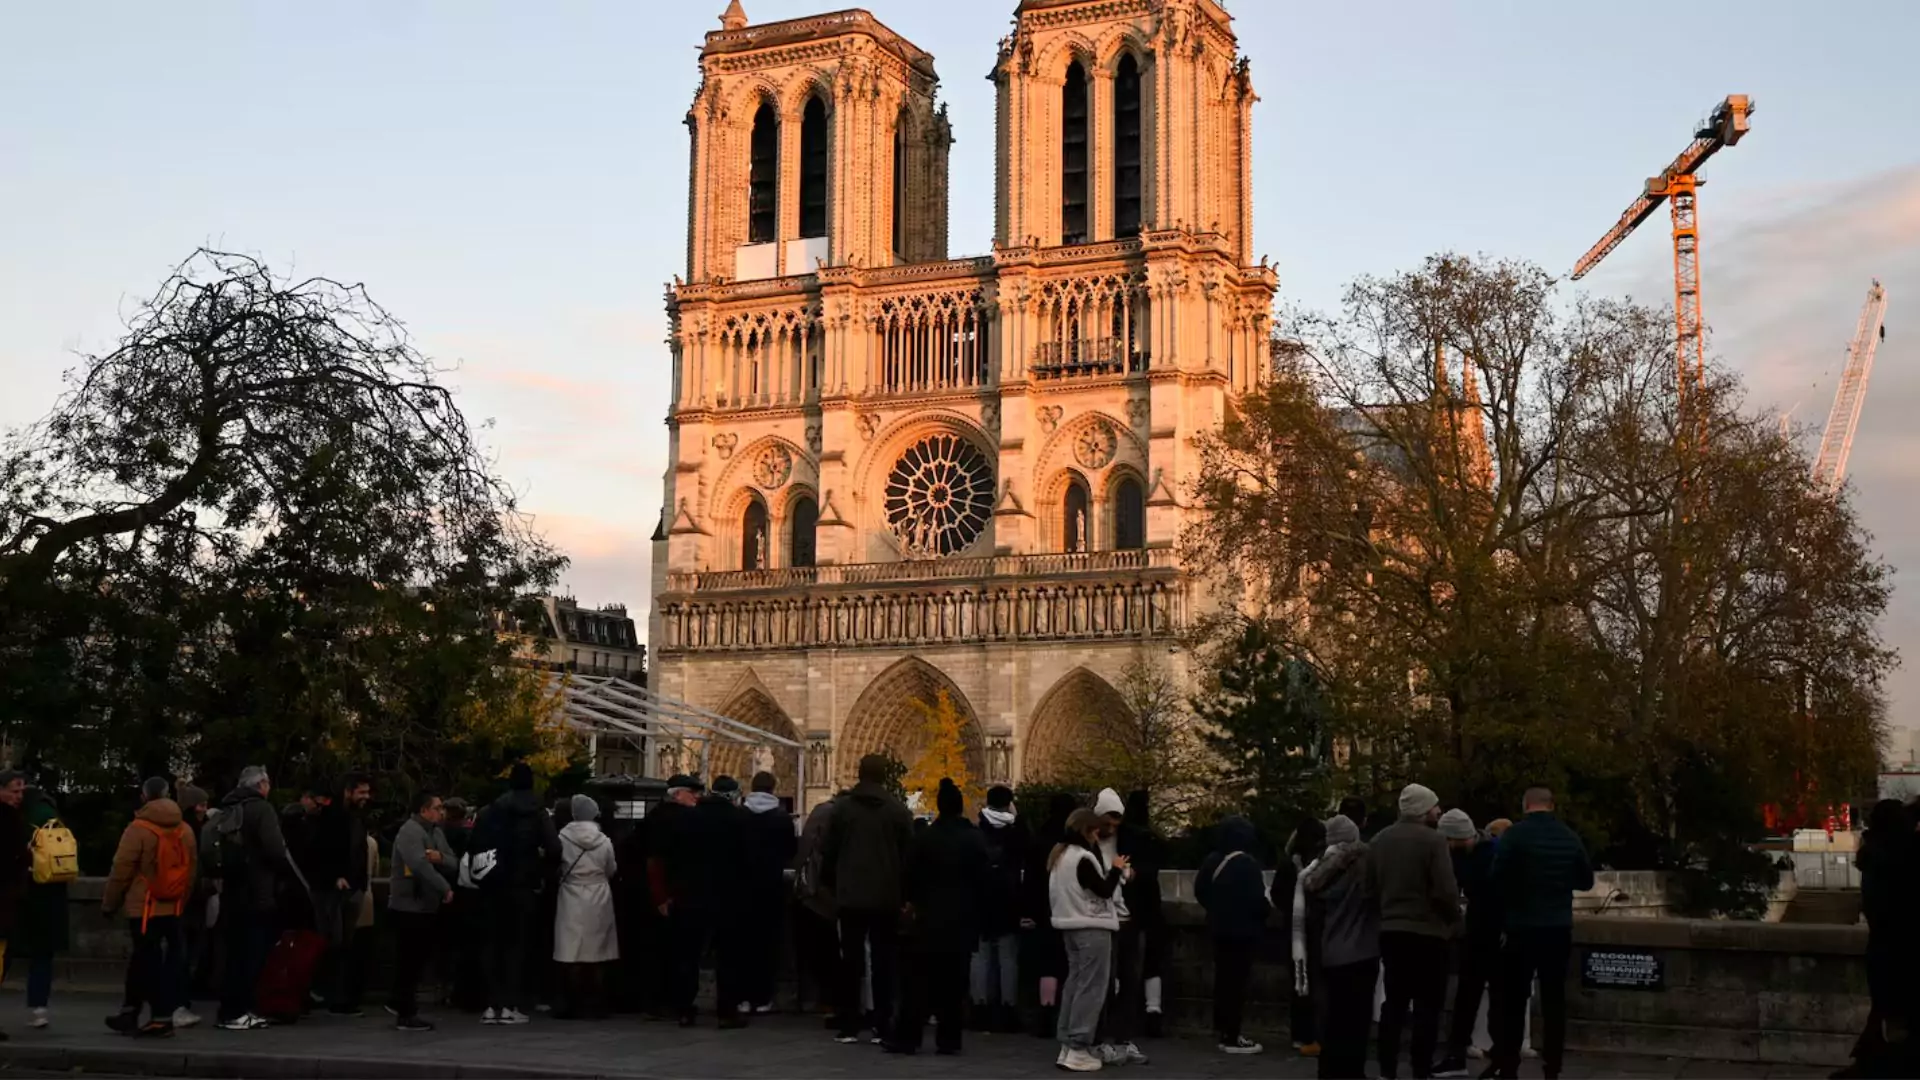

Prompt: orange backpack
xmin=132 ymin=819 xmax=194 ymax=930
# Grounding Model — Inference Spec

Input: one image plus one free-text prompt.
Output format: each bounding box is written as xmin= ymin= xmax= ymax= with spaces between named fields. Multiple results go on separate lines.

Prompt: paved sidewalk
xmin=0 ymin=994 xmax=1832 ymax=1079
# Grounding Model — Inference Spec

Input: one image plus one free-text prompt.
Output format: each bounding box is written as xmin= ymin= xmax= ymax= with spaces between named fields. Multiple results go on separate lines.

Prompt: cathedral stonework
xmin=650 ymin=0 xmax=1276 ymax=807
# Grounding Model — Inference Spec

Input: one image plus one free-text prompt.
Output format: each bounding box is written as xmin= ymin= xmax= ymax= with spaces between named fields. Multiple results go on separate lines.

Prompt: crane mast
xmin=1811 ymin=281 xmax=1889 ymax=495
xmin=1572 ymin=95 xmax=1753 ymax=412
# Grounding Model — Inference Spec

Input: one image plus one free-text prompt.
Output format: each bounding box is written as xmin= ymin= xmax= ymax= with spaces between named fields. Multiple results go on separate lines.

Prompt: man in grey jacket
xmin=1367 ymin=783 xmax=1460 ymax=1079
xmin=388 ymin=791 xmax=454 ymax=1031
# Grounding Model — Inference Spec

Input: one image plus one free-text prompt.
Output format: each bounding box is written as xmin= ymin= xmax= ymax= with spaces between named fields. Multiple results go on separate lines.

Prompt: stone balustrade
xmin=665 ymin=548 xmax=1176 ymax=594
xmin=657 ymin=562 xmax=1184 ymax=654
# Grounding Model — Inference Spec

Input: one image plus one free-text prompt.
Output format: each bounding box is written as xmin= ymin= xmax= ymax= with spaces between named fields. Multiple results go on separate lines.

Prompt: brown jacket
xmin=102 ymin=799 xmax=197 ymax=920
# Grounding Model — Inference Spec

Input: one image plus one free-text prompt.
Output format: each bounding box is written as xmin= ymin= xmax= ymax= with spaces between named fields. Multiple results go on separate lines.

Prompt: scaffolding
xmin=542 ymin=674 xmax=804 ymax=792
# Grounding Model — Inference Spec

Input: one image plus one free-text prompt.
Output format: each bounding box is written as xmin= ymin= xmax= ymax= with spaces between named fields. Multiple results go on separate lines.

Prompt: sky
xmin=3 ymin=1 xmax=1918 ymax=725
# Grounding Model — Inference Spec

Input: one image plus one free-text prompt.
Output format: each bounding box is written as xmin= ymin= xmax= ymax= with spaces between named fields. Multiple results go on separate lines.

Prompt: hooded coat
xmin=1194 ymin=816 xmax=1270 ymax=942
xmin=102 ymin=797 xmax=196 ymax=920
xmin=821 ymin=781 xmax=913 ymax=914
xmin=554 ymin=818 xmax=619 ymax=963
xmin=472 ymin=788 xmax=562 ymax=894
xmin=976 ymin=805 xmax=1028 ymax=938
xmin=742 ymin=791 xmax=797 ymax=916
xmin=1303 ymin=819 xmax=1379 ymax=968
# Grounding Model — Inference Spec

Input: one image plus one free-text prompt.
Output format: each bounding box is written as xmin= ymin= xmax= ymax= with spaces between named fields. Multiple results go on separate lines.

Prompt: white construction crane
xmin=1811 ymin=281 xmax=1889 ymax=495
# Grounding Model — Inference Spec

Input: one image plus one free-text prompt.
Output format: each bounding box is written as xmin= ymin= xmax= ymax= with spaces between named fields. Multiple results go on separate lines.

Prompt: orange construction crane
xmin=1571 ymin=95 xmax=1754 ymax=407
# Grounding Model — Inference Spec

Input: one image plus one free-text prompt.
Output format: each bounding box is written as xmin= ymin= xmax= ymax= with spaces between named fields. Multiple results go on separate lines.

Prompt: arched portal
xmin=1022 ymin=667 xmax=1130 ymax=784
xmin=839 ymin=657 xmax=986 ymax=789
xmin=707 ymin=688 xmax=802 ymax=801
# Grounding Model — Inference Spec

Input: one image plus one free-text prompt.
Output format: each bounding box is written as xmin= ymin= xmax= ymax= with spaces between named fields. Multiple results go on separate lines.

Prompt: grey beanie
xmin=1325 ymin=813 xmax=1360 ymax=845
xmin=1438 ymin=808 xmax=1476 ymax=840
xmin=569 ymin=794 xmax=600 ymax=823
xmin=1399 ymin=783 xmax=1440 ymax=819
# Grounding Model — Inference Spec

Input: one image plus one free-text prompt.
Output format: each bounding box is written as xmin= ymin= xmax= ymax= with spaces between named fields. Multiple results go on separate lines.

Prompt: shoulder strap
xmin=1212 ymin=850 xmax=1245 ymax=882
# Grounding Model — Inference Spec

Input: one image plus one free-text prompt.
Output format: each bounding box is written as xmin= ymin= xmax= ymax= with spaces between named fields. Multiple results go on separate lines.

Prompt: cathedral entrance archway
xmin=839 ymin=657 xmax=986 ymax=790
xmin=708 ymin=688 xmax=802 ymax=800
xmin=1022 ymin=667 xmax=1129 ymax=784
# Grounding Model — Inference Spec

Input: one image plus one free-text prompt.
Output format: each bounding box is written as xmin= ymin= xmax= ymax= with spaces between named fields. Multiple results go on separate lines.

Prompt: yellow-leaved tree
xmin=450 ymin=666 xmax=580 ymax=789
xmin=902 ymin=687 xmax=976 ymax=814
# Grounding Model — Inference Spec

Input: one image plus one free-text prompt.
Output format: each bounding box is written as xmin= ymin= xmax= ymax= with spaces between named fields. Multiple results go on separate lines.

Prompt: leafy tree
xmin=1192 ymin=621 xmax=1333 ymax=843
xmin=1037 ymin=652 xmax=1217 ymax=827
xmin=0 ymin=249 xmax=564 ymax=803
xmin=1184 ymin=253 xmax=1892 ymax=866
xmin=903 ymin=687 xmax=974 ymax=813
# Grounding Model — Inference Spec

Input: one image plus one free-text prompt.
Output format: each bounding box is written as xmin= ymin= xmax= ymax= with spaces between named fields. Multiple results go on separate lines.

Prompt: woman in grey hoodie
xmin=553 ymin=795 xmax=618 ymax=1018
xmin=1301 ymin=814 xmax=1379 ymax=1080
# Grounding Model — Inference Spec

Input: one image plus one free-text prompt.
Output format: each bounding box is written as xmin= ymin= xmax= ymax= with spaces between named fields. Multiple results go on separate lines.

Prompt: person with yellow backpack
xmin=0 ymin=771 xmax=35 ymax=1042
xmin=16 ymin=781 xmax=76 ymax=1032
xmin=102 ymin=778 xmax=198 ymax=1037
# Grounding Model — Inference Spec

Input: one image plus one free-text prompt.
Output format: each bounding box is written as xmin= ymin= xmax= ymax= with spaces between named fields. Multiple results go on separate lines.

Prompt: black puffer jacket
xmin=821 ymin=781 xmax=913 ymax=914
xmin=472 ymin=789 xmax=561 ymax=894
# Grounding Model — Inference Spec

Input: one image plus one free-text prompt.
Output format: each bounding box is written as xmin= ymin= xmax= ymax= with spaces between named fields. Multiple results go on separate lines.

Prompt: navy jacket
xmin=1489 ymin=811 xmax=1594 ymax=929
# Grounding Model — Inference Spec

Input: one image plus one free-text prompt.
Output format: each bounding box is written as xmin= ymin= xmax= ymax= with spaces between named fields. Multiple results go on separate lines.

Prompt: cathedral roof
xmin=702 ymin=8 xmax=936 ymax=80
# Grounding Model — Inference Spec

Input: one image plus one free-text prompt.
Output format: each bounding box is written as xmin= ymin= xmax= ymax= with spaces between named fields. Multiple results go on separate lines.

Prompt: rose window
xmin=884 ymin=433 xmax=995 ymax=557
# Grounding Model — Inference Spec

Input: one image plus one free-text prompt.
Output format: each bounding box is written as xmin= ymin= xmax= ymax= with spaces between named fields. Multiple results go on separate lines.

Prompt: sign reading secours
xmin=1582 ymin=949 xmax=1664 ymax=990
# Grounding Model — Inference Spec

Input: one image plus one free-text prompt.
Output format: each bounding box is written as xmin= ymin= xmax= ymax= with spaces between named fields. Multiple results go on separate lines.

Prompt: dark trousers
xmin=1448 ymin=937 xmax=1501 ymax=1059
xmin=1379 ymin=931 xmax=1449 ymax=1078
xmin=1211 ymin=936 xmax=1255 ymax=1042
xmin=793 ymin=903 xmax=839 ymax=1013
xmin=217 ymin=911 xmax=277 ymax=1022
xmin=670 ymin=903 xmax=745 ymax=1019
xmin=389 ymin=910 xmax=438 ymax=1020
xmin=19 ymin=949 xmax=53 ymax=1009
xmin=1290 ymin=985 xmax=1318 ymax=1047
xmin=740 ymin=901 xmax=782 ymax=1008
xmin=482 ymin=890 xmax=534 ymax=1013
xmin=1318 ymin=957 xmax=1380 ymax=1080
xmin=896 ymin=945 xmax=969 ymax=1052
xmin=1494 ymin=926 xmax=1572 ymax=1075
xmin=127 ymin=916 xmax=187 ymax=1022
xmin=837 ymin=908 xmax=900 ymax=1038
xmin=1100 ymin=921 xmax=1144 ymax=1044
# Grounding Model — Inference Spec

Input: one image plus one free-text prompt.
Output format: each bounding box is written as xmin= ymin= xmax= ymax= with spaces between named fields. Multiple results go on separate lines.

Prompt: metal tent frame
xmin=541 ymin=673 xmax=805 ymax=791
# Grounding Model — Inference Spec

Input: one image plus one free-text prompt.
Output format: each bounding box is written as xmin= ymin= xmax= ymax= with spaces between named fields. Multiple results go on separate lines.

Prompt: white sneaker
xmin=1117 ymin=1042 xmax=1149 ymax=1065
xmin=1057 ymin=1045 xmax=1069 ymax=1068
xmin=1095 ymin=1043 xmax=1127 ymax=1066
xmin=481 ymin=1008 xmax=500 ymax=1025
xmin=499 ymin=1008 xmax=531 ymax=1025
xmin=28 ymin=1007 xmax=47 ymax=1029
xmin=1060 ymin=1047 xmax=1104 ymax=1072
xmin=753 ymin=1003 xmax=774 ymax=1014
xmin=219 ymin=1013 xmax=270 ymax=1030
xmin=170 ymin=1008 xmax=200 ymax=1029
xmin=1220 ymin=1036 xmax=1264 ymax=1055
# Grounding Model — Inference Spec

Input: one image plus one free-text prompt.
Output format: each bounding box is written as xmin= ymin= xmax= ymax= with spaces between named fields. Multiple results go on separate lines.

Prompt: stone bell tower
xmin=683 ymin=1 xmax=952 ymax=284
xmin=991 ymin=0 xmax=1256 ymax=263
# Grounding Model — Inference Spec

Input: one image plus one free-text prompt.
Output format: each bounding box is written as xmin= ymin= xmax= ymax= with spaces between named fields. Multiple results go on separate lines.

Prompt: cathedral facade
xmin=650 ymin=0 xmax=1274 ymax=808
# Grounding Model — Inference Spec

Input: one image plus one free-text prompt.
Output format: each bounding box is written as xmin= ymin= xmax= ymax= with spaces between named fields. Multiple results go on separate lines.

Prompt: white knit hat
xmin=1094 ymin=787 xmax=1125 ymax=818
xmin=1438 ymin=807 xmax=1475 ymax=840
xmin=1399 ymin=783 xmax=1440 ymax=819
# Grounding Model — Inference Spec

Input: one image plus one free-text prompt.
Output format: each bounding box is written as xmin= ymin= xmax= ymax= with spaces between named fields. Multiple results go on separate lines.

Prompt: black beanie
xmin=936 ymin=778 xmax=963 ymax=817
xmin=508 ymin=762 xmax=535 ymax=791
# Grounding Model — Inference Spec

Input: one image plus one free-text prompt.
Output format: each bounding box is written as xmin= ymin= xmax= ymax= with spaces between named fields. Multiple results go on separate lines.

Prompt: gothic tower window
xmin=748 ymin=101 xmax=778 ymax=244
xmin=1061 ymin=61 xmax=1089 ymax=245
xmin=790 ymin=495 xmax=818 ymax=568
xmin=892 ymin=110 xmax=908 ymax=259
xmin=1063 ymin=477 xmax=1091 ymax=553
xmin=1113 ymin=54 xmax=1143 ymax=237
xmin=1113 ymin=475 xmax=1145 ymax=550
xmin=799 ymin=96 xmax=828 ymax=239
xmin=741 ymin=497 xmax=770 ymax=570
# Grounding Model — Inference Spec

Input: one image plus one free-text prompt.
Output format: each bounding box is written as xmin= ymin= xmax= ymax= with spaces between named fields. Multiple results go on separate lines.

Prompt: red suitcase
xmin=255 ymin=928 xmax=327 ymax=1022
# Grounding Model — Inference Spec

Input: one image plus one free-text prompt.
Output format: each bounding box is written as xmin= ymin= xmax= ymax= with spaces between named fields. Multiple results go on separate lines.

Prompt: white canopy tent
xmin=541 ymin=673 xmax=804 ymax=792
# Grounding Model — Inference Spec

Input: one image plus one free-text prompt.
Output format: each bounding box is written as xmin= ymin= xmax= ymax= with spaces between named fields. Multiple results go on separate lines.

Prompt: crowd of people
xmin=0 ymin=756 xmax=1632 ymax=1078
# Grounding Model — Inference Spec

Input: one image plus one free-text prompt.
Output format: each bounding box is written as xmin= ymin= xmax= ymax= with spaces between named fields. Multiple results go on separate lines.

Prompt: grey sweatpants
xmin=1058 ymin=928 xmax=1113 ymax=1051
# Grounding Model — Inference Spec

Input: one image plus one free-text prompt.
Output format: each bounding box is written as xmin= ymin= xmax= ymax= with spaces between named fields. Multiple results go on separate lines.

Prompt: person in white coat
xmin=553 ymin=794 xmax=618 ymax=1018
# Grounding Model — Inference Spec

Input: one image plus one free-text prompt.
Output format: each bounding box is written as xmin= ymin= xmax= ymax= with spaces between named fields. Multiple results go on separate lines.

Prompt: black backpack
xmin=212 ymin=806 xmax=251 ymax=884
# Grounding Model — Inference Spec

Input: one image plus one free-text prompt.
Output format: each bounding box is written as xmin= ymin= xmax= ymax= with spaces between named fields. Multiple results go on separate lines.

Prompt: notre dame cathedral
xmin=649 ymin=0 xmax=1274 ymax=808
